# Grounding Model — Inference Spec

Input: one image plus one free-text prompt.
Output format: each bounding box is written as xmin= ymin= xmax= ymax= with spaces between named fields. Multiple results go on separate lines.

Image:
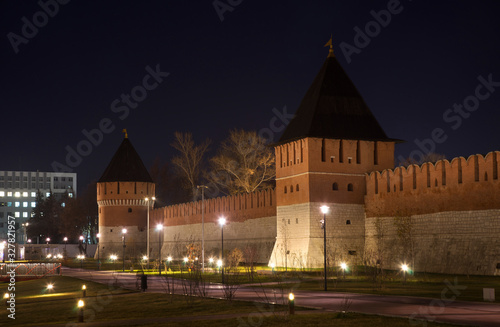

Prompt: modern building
xmin=0 ymin=170 xmax=77 ymax=242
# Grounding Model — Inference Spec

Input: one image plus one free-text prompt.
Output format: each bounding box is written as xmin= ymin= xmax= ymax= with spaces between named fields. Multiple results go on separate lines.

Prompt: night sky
xmin=2 ymin=0 xmax=500 ymax=193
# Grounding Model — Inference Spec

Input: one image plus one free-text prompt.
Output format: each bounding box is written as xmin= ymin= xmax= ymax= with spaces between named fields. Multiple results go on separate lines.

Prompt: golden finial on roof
xmin=122 ymin=129 xmax=128 ymax=138
xmin=324 ymin=34 xmax=334 ymax=57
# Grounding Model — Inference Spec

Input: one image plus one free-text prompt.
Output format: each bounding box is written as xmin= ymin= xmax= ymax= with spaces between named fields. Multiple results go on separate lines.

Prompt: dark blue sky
xmin=1 ymin=0 xmax=500 ymax=192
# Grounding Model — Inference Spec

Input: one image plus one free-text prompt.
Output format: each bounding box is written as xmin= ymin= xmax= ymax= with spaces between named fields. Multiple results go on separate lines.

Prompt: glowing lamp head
xmin=217 ymin=259 xmax=222 ymax=267
xmin=289 ymin=293 xmax=295 ymax=301
xmin=218 ymin=217 xmax=226 ymax=226
xmin=3 ymin=293 xmax=9 ymax=299
xmin=46 ymin=237 xmax=50 ymax=242
xmin=156 ymin=224 xmax=163 ymax=231
xmin=63 ymin=237 xmax=68 ymax=242
xmin=96 ymin=233 xmax=101 ymax=238
xmin=167 ymin=256 xmax=172 ymax=262
xmin=341 ymin=262 xmax=347 ymax=270
xmin=78 ymin=300 xmax=84 ymax=308
xmin=27 ymin=239 xmax=31 ymax=243
xmin=209 ymin=257 xmax=214 ymax=263
xmin=110 ymin=255 xmax=117 ymax=261
xmin=270 ymin=263 xmax=275 ymax=269
xmin=122 ymin=228 xmax=127 ymax=234
xmin=82 ymin=285 xmax=86 ymax=290
xmin=402 ymin=264 xmax=409 ymax=272
xmin=142 ymin=255 xmax=148 ymax=261
xmin=320 ymin=205 xmax=329 ymax=214
xmin=183 ymin=257 xmax=188 ymax=262
xmin=152 ymin=196 xmax=156 ymax=201
xmin=79 ymin=235 xmax=84 ymax=241
xmin=47 ymin=284 xmax=54 ymax=290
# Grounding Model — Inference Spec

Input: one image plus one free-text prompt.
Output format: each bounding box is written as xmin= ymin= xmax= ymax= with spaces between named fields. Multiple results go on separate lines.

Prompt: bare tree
xmin=171 ymin=132 xmax=211 ymax=200
xmin=209 ymin=129 xmax=275 ymax=194
xmin=243 ymin=245 xmax=258 ymax=281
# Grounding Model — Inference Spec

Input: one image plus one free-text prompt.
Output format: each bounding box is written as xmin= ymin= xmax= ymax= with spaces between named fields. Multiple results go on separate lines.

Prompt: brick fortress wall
xmin=150 ymin=189 xmax=277 ymax=263
xmin=364 ymin=151 xmax=500 ymax=275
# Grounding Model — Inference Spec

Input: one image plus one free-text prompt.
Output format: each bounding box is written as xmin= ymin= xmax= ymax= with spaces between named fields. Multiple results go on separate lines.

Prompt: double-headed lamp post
xmin=122 ymin=228 xmax=127 ymax=272
xmin=320 ymin=205 xmax=329 ymax=292
xmin=218 ymin=217 xmax=226 ymax=284
xmin=145 ymin=196 xmax=156 ymax=271
xmin=156 ymin=224 xmax=163 ymax=275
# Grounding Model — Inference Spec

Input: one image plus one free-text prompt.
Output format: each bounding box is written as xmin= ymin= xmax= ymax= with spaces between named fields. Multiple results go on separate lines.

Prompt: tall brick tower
xmin=97 ymin=132 xmax=155 ymax=260
xmin=269 ymin=42 xmax=399 ymax=268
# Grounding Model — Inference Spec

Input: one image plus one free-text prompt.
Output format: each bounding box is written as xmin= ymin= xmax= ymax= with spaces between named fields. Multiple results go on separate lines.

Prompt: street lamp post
xmin=96 ymin=233 xmax=101 ymax=270
xmin=320 ymin=205 xmax=329 ymax=291
xmin=46 ymin=237 xmax=50 ymax=258
xmin=156 ymin=224 xmax=163 ymax=275
xmin=63 ymin=237 xmax=68 ymax=258
xmin=341 ymin=262 xmax=347 ymax=280
xmin=218 ymin=217 xmax=226 ymax=284
xmin=122 ymin=229 xmax=127 ymax=272
xmin=27 ymin=239 xmax=31 ymax=261
xmin=402 ymin=264 xmax=408 ymax=284
xmin=197 ymin=185 xmax=208 ymax=273
xmin=22 ymin=222 xmax=28 ymax=260
xmin=145 ymin=197 xmax=156 ymax=271
xmin=79 ymin=235 xmax=84 ymax=257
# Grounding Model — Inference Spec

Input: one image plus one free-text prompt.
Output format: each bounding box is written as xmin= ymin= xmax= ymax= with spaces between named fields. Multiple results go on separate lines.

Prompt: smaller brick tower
xmin=269 ymin=41 xmax=399 ymax=268
xmin=97 ymin=131 xmax=155 ymax=260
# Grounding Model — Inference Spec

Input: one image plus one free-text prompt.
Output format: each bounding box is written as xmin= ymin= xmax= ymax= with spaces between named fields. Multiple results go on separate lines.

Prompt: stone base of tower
xmin=97 ymin=225 xmax=147 ymax=261
xmin=269 ymin=202 xmax=366 ymax=269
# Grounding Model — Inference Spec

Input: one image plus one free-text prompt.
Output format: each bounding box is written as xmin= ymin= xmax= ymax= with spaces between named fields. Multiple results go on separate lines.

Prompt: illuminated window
xmin=22 ymin=192 xmax=28 ymax=197
xmin=68 ymin=193 xmax=74 ymax=198
xmin=46 ymin=192 xmax=50 ymax=197
xmin=14 ymin=192 xmax=20 ymax=197
xmin=23 ymin=202 xmax=28 ymax=207
xmin=23 ymin=212 xmax=28 ymax=218
xmin=61 ymin=202 xmax=65 ymax=208
xmin=15 ymin=202 xmax=20 ymax=207
xmin=31 ymin=202 xmax=36 ymax=208
xmin=31 ymin=192 xmax=36 ymax=197
xmin=15 ymin=212 xmax=20 ymax=217
xmin=0 ymin=191 xmax=4 ymax=197
xmin=7 ymin=192 xmax=12 ymax=196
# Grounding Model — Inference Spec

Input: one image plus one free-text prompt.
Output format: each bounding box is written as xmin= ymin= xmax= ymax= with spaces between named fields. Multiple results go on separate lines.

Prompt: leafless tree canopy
xmin=209 ymin=129 xmax=275 ymax=194
xmin=171 ymin=132 xmax=211 ymax=199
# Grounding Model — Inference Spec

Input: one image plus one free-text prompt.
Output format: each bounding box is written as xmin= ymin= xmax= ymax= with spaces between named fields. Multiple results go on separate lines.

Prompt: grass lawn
xmin=0 ymin=274 xmax=473 ymax=326
xmin=0 ymin=275 xmax=289 ymax=326
xmin=249 ymin=271 xmax=500 ymax=303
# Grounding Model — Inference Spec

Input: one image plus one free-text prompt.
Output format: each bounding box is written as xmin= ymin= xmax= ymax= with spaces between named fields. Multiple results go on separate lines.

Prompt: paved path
xmin=62 ymin=268 xmax=500 ymax=327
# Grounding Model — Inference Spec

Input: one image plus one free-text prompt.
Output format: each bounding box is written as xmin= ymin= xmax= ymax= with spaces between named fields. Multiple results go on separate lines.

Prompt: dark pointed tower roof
xmin=98 ymin=134 xmax=153 ymax=183
xmin=279 ymin=42 xmax=399 ymax=144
